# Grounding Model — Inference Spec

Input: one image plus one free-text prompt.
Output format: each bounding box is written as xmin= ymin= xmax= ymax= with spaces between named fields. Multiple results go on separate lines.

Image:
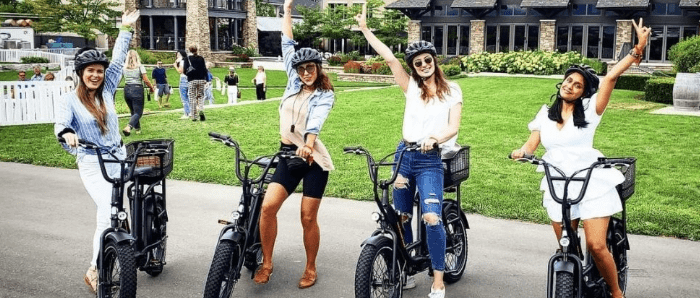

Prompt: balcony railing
xmin=140 ymin=0 xmax=186 ymax=9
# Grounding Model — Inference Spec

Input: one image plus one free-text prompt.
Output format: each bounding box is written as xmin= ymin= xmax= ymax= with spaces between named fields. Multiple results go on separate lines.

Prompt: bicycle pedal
xmin=218 ymin=219 xmax=233 ymax=225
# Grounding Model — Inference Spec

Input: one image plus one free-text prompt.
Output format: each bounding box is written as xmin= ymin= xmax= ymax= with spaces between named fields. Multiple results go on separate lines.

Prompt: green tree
xmin=256 ymin=0 xmax=275 ymax=17
xmin=26 ymin=0 xmax=120 ymax=41
xmin=293 ymin=5 xmax=323 ymax=47
xmin=352 ymin=0 xmax=408 ymax=49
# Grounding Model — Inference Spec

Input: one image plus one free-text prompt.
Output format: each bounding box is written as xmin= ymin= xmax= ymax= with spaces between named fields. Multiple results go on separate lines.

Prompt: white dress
xmin=528 ymin=93 xmax=624 ymax=222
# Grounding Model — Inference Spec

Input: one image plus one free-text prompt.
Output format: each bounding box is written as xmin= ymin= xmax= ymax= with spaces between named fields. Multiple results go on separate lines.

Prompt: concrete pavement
xmin=1 ymin=162 xmax=698 ymax=298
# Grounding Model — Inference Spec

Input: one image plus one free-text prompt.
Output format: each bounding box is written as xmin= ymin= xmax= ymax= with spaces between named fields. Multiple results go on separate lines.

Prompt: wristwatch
xmin=628 ymin=48 xmax=642 ymax=60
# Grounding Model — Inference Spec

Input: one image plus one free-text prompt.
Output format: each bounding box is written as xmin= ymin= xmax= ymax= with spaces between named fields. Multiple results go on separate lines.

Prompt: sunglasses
xmin=413 ymin=57 xmax=433 ymax=68
xmin=296 ymin=64 xmax=317 ymax=75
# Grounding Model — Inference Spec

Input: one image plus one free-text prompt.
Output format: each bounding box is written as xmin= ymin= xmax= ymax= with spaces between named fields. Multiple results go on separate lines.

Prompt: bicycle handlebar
xmin=57 ymin=137 xmax=143 ymax=184
xmin=344 ymin=144 xmax=424 ymax=188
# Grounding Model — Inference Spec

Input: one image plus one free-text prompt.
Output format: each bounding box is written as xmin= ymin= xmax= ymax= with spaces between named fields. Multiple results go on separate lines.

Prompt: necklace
xmin=290 ymin=88 xmax=313 ymax=133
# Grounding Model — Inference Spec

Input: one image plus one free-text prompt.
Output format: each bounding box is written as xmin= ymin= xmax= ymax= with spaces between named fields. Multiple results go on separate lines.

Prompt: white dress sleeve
xmin=584 ymin=93 xmax=602 ymax=123
xmin=448 ymin=82 xmax=463 ymax=107
xmin=528 ymin=105 xmax=549 ymax=132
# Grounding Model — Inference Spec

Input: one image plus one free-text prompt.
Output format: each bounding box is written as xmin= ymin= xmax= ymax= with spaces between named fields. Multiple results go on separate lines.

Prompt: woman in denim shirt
xmin=53 ymin=10 xmax=139 ymax=294
xmin=254 ymin=0 xmax=335 ymax=289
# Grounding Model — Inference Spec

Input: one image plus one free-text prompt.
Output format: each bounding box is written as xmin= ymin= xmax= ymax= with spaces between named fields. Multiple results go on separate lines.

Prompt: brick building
xmin=385 ymin=0 xmax=700 ymax=63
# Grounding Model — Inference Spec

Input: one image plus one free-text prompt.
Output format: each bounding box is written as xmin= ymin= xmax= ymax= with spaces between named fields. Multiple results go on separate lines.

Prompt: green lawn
xmin=1 ymin=76 xmax=698 ymax=240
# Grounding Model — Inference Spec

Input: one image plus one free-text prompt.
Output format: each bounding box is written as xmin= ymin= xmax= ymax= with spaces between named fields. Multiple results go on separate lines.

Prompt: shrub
xmin=343 ymin=60 xmax=362 ymax=73
xmin=231 ymin=45 xmax=245 ymax=55
xmin=644 ymin=77 xmax=675 ymax=104
xmin=668 ymin=35 xmax=700 ymax=73
xmin=243 ymin=46 xmax=258 ymax=57
xmin=20 ymin=57 xmax=49 ymax=63
xmin=328 ymin=55 xmax=343 ymax=66
xmin=582 ymin=58 xmax=608 ymax=75
xmin=461 ymin=50 xmax=585 ymax=75
xmin=347 ymin=50 xmax=361 ymax=61
xmin=233 ymin=54 xmax=249 ymax=62
xmin=440 ymin=65 xmax=461 ymax=77
xmin=135 ymin=48 xmax=158 ymax=64
xmin=393 ymin=52 xmax=405 ymax=60
xmin=614 ymin=75 xmax=650 ymax=91
xmin=365 ymin=55 xmax=385 ymax=64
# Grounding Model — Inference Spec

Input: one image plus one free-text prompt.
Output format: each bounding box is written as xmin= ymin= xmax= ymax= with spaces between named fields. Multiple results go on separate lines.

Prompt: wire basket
xmin=614 ymin=157 xmax=636 ymax=201
xmin=442 ymin=146 xmax=470 ymax=188
xmin=125 ymin=139 xmax=174 ymax=181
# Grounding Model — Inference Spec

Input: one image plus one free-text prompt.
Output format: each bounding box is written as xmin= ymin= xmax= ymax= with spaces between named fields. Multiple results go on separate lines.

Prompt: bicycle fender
xmin=105 ymin=230 xmax=135 ymax=245
xmin=442 ymin=200 xmax=469 ymax=229
xmin=553 ymin=259 xmax=576 ymax=274
xmin=360 ymin=234 xmax=392 ymax=248
xmin=219 ymin=229 xmax=244 ymax=244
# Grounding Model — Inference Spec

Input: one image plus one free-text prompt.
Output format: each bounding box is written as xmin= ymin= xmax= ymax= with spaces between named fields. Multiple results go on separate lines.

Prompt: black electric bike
xmin=203 ymin=132 xmax=299 ymax=298
xmin=346 ymin=144 xmax=470 ymax=298
xmin=58 ymin=138 xmax=173 ymax=298
xmin=511 ymin=154 xmax=635 ymax=298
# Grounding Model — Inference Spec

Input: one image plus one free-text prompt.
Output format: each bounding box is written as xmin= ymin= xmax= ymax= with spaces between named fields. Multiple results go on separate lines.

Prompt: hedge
xmin=20 ymin=57 xmax=49 ymax=64
xmin=614 ymin=75 xmax=650 ymax=91
xmin=440 ymin=65 xmax=461 ymax=76
xmin=644 ymin=77 xmax=675 ymax=104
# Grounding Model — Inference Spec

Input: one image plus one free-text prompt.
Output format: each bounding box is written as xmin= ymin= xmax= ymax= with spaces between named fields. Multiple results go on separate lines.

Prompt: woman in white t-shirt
xmin=356 ymin=5 xmax=462 ymax=298
xmin=511 ymin=19 xmax=650 ymax=298
xmin=122 ymin=50 xmax=154 ymax=135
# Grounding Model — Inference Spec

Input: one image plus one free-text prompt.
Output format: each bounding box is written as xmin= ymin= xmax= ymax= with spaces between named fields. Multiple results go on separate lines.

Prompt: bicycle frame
xmin=513 ymin=155 xmax=633 ymax=298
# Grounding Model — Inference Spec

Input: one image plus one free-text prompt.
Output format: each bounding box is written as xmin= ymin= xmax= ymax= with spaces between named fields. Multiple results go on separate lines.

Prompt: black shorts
xmin=270 ymin=143 xmax=329 ymax=199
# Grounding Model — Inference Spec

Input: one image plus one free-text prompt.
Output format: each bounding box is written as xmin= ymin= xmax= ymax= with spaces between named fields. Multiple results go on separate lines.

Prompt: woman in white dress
xmin=511 ymin=18 xmax=650 ymax=298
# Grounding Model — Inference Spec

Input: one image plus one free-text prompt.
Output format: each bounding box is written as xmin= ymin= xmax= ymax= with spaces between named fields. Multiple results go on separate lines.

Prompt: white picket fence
xmin=0 ymin=49 xmax=68 ymax=66
xmin=0 ymin=81 xmax=74 ymax=126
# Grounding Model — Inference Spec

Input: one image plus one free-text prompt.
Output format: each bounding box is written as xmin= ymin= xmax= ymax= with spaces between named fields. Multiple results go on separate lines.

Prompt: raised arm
xmin=282 ymin=0 xmax=293 ymax=39
xmin=355 ymin=4 xmax=410 ymax=92
xmin=596 ymin=18 xmax=651 ymax=115
xmin=104 ymin=10 xmax=139 ymax=95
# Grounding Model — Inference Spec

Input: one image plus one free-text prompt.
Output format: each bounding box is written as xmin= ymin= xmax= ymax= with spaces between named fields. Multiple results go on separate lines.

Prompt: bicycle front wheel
xmin=99 ymin=240 xmax=137 ymax=298
xmin=203 ymin=241 xmax=242 ymax=298
xmin=554 ymin=271 xmax=576 ymax=298
xmin=354 ymin=237 xmax=402 ymax=298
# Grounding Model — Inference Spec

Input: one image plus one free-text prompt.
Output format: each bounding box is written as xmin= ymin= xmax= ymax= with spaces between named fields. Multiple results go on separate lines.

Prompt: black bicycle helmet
xmin=404 ymin=40 xmax=437 ymax=64
xmin=291 ymin=48 xmax=322 ymax=68
xmin=74 ymin=47 xmax=109 ymax=73
xmin=564 ymin=64 xmax=599 ymax=99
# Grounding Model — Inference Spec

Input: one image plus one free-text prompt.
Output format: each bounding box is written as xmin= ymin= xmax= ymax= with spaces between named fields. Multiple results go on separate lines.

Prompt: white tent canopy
xmin=257 ymin=17 xmax=303 ymax=32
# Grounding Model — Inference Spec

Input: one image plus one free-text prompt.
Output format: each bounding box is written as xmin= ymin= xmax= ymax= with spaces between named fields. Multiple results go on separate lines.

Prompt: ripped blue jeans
xmin=393 ymin=141 xmax=446 ymax=271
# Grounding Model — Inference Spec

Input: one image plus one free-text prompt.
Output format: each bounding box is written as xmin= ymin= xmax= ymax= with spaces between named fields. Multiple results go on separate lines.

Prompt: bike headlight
xmin=371 ymin=212 xmax=381 ymax=222
xmin=231 ymin=211 xmax=240 ymax=220
xmin=117 ymin=211 xmax=128 ymax=221
xmin=559 ymin=237 xmax=570 ymax=247
xmin=237 ymin=204 xmax=245 ymax=214
xmin=111 ymin=206 xmax=118 ymax=215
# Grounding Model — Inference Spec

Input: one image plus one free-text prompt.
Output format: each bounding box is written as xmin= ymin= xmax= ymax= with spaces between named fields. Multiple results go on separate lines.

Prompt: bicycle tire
xmin=145 ymin=193 xmax=167 ymax=277
xmin=203 ymin=241 xmax=242 ymax=298
xmin=354 ymin=237 xmax=402 ymax=298
xmin=99 ymin=240 xmax=137 ymax=298
xmin=443 ymin=202 xmax=468 ymax=283
xmin=611 ymin=224 xmax=628 ymax=294
xmin=554 ymin=271 xmax=575 ymax=298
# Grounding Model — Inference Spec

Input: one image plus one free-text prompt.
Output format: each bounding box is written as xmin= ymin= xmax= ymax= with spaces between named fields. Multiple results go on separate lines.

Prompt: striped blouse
xmin=54 ymin=30 xmax=132 ymax=157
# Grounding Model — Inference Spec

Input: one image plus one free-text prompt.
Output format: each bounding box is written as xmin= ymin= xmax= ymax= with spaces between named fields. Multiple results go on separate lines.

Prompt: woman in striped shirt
xmin=53 ymin=10 xmax=140 ymax=294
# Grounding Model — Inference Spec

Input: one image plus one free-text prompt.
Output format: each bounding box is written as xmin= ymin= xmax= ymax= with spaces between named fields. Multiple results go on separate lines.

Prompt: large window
xmin=528 ymin=25 xmax=539 ymax=51
xmin=559 ymin=25 xmax=615 ymax=59
xmin=683 ymin=27 xmax=698 ymax=39
xmin=499 ymin=25 xmax=510 ymax=52
xmin=434 ymin=26 xmax=444 ymax=54
xmin=447 ymin=26 xmax=458 ymax=55
xmin=644 ymin=26 xmax=693 ymax=62
xmin=486 ymin=26 xmax=497 ymax=53
xmin=422 ymin=26 xmax=432 ymax=42
xmin=459 ymin=25 xmax=470 ymax=55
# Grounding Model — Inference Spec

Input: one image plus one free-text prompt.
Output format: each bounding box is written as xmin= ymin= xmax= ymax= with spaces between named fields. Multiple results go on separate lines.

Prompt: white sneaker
xmin=428 ymin=286 xmax=445 ymax=298
xmin=403 ymin=274 xmax=416 ymax=289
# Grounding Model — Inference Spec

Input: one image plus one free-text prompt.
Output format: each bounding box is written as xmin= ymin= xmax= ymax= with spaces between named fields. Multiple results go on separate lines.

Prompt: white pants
xmin=227 ymin=86 xmax=238 ymax=104
xmin=77 ymin=149 xmax=125 ymax=266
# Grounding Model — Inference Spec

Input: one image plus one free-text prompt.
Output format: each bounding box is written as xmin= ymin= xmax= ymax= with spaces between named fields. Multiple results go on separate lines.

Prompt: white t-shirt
xmin=402 ymin=78 xmax=463 ymax=156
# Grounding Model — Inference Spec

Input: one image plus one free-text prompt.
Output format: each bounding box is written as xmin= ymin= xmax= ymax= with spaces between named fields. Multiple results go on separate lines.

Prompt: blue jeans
xmin=179 ymin=76 xmax=190 ymax=116
xmin=124 ymin=84 xmax=143 ymax=129
xmin=393 ymin=141 xmax=446 ymax=271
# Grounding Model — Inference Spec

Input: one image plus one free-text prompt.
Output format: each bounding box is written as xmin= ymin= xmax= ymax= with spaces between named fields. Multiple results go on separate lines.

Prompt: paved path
xmin=1 ymin=162 xmax=699 ymax=298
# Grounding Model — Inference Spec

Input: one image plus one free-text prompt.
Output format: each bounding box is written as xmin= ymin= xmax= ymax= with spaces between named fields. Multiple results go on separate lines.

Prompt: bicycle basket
xmin=614 ymin=157 xmax=636 ymax=201
xmin=442 ymin=146 xmax=470 ymax=188
xmin=125 ymin=139 xmax=174 ymax=180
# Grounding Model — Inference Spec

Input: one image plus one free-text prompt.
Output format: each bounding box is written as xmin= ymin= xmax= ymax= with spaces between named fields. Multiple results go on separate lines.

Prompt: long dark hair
xmin=310 ymin=63 xmax=333 ymax=91
xmin=76 ymin=68 xmax=108 ymax=134
xmin=408 ymin=54 xmax=451 ymax=102
xmin=548 ymin=81 xmax=589 ymax=129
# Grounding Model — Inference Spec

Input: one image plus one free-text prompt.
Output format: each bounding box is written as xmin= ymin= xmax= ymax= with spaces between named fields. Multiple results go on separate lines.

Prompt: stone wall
xmin=242 ymin=0 xmax=258 ymax=53
xmin=615 ymin=20 xmax=633 ymax=61
xmin=408 ymin=20 xmax=421 ymax=44
xmin=186 ymin=0 xmax=212 ymax=58
xmin=337 ymin=73 xmax=395 ymax=84
xmin=469 ymin=20 xmax=484 ymax=55
xmin=539 ymin=20 xmax=556 ymax=52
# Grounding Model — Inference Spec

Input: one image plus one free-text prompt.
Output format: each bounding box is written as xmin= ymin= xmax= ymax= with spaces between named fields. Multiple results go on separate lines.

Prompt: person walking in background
xmin=253 ymin=66 xmax=267 ymax=100
xmin=122 ymin=49 xmax=155 ymax=136
xmin=53 ymin=10 xmax=139 ymax=293
xmin=224 ymin=66 xmax=239 ymax=104
xmin=205 ymin=62 xmax=215 ymax=105
xmin=44 ymin=72 xmax=55 ymax=81
xmin=175 ymin=50 xmax=191 ymax=119
xmin=30 ymin=66 xmax=44 ymax=81
xmin=152 ymin=61 xmax=171 ymax=108
xmin=183 ymin=46 xmax=208 ymax=121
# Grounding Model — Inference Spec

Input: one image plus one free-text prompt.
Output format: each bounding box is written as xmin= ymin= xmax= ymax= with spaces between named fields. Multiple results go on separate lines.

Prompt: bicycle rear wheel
xmin=610 ymin=222 xmax=628 ymax=294
xmin=354 ymin=237 xmax=402 ymax=298
xmin=203 ymin=240 xmax=242 ymax=298
xmin=443 ymin=201 xmax=468 ymax=283
xmin=145 ymin=193 xmax=167 ymax=276
xmin=99 ymin=240 xmax=137 ymax=298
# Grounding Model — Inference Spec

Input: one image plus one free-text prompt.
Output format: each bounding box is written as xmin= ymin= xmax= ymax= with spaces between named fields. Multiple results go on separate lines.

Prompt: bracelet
xmin=628 ymin=45 xmax=643 ymax=65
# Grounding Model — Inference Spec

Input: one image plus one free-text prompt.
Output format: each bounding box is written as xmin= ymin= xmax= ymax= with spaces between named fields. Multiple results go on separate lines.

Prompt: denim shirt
xmin=54 ymin=31 xmax=132 ymax=158
xmin=280 ymin=34 xmax=335 ymax=136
